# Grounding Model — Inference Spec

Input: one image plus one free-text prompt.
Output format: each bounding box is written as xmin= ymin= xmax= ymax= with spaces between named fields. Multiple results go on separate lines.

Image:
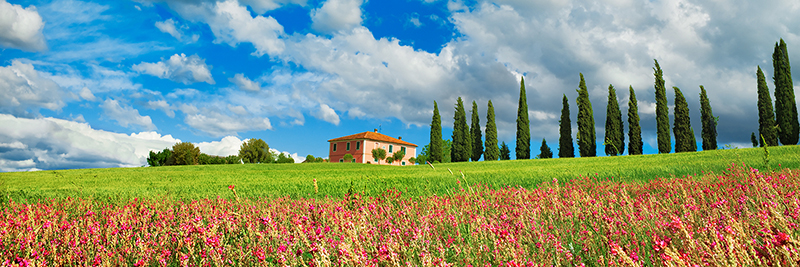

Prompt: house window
xmin=333 ymin=144 xmax=337 ymax=151
xmin=401 ymin=147 xmax=406 ymax=153
xmin=339 ymin=158 xmax=343 ymax=163
xmin=352 ymin=159 xmax=356 ymax=163
xmin=402 ymin=161 xmax=406 ymax=166
xmin=389 ymin=145 xmax=393 ymax=153
xmin=356 ymin=141 xmax=361 ymax=150
xmin=346 ymin=142 xmax=351 ymax=151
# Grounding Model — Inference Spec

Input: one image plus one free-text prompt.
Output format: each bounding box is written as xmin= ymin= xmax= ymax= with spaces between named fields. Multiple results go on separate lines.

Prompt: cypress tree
xmin=751 ymin=132 xmax=758 ymax=147
xmin=757 ymin=66 xmax=778 ymax=147
xmin=604 ymin=84 xmax=624 ymax=156
xmin=654 ymin=59 xmax=671 ymax=153
xmin=673 ymin=87 xmax=696 ymax=152
xmin=576 ymin=73 xmax=596 ymax=157
xmin=538 ymin=138 xmax=553 ymax=159
xmin=484 ymin=100 xmax=499 ymax=160
xmin=516 ymin=77 xmax=530 ymax=160
xmin=429 ymin=101 xmax=443 ymax=163
xmin=627 ymin=86 xmax=643 ymax=155
xmin=699 ymin=85 xmax=717 ymax=150
xmin=773 ymin=39 xmax=799 ymax=145
xmin=451 ymin=97 xmax=471 ymax=162
xmin=499 ymin=141 xmax=511 ymax=160
xmin=558 ymin=94 xmax=574 ymax=158
xmin=470 ymin=101 xmax=483 ymax=161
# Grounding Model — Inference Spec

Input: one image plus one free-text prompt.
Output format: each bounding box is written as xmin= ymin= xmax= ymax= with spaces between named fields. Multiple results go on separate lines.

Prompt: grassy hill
xmin=2 ymin=145 xmax=799 ymax=203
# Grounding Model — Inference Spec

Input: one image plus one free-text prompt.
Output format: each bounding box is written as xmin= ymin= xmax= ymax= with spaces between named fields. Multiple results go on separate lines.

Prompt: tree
xmin=451 ymin=97 xmax=471 ymax=162
xmin=198 ymin=153 xmax=212 ymax=165
xmin=484 ymin=100 xmax=499 ymax=161
xmin=304 ymin=155 xmax=316 ymax=163
xmin=773 ymin=39 xmax=798 ymax=145
xmin=372 ymin=148 xmax=386 ymax=164
xmin=147 ymin=148 xmax=172 ymax=166
xmin=225 ymin=155 xmax=242 ymax=164
xmin=392 ymin=150 xmax=406 ymax=164
xmin=239 ymin=138 xmax=271 ymax=163
xmin=627 ymin=86 xmax=643 ymax=155
xmin=654 ymin=59 xmax=671 ymax=153
xmin=576 ymin=73 xmax=596 ymax=157
xmin=171 ymin=142 xmax=200 ymax=165
xmin=276 ymin=153 xmax=294 ymax=163
xmin=757 ymin=66 xmax=779 ymax=147
xmin=673 ymin=87 xmax=696 ymax=153
xmin=429 ymin=101 xmax=444 ymax=163
xmin=516 ymin=77 xmax=531 ymax=160
xmin=604 ymin=84 xmax=624 ymax=156
xmin=408 ymin=157 xmax=416 ymax=164
xmin=343 ymin=154 xmax=354 ymax=162
xmin=538 ymin=139 xmax=553 ymax=159
xmin=499 ymin=142 xmax=511 ymax=160
xmin=699 ymin=85 xmax=717 ymax=150
xmin=558 ymin=95 xmax=574 ymax=158
xmin=470 ymin=101 xmax=483 ymax=161
xmin=751 ymin=132 xmax=759 ymax=147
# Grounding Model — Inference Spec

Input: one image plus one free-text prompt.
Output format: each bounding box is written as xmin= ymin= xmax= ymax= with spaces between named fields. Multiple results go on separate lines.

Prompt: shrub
xmin=170 ymin=142 xmax=200 ymax=165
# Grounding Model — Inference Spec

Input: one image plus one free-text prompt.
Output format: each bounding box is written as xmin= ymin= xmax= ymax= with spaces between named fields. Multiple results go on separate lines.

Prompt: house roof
xmin=328 ymin=131 xmax=417 ymax=147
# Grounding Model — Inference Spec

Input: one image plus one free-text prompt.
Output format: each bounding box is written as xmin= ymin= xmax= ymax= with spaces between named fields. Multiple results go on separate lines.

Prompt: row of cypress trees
xmin=428 ymin=98 xmax=503 ymax=163
xmin=756 ymin=39 xmax=799 ymax=147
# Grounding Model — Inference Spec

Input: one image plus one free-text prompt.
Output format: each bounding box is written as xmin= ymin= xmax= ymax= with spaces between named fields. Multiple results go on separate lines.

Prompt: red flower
xmin=228 ymin=185 xmax=235 ymax=190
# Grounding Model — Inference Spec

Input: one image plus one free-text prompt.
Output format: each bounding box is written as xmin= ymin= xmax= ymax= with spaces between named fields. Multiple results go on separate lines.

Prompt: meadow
xmin=2 ymin=145 xmax=800 ymax=203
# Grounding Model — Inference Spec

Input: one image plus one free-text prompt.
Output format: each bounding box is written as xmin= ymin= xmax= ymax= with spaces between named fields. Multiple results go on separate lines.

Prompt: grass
xmin=2 ymin=145 xmax=799 ymax=203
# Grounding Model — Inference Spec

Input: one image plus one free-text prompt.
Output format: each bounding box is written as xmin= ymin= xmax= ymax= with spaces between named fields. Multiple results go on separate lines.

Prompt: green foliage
xmin=699 ymin=85 xmax=717 ymax=150
xmin=147 ymin=148 xmax=172 ymax=166
xmin=538 ymin=139 xmax=553 ymax=159
xmin=239 ymin=139 xmax=271 ymax=164
xmin=392 ymin=150 xmax=406 ymax=164
xmin=343 ymin=154 xmax=354 ymax=162
xmin=385 ymin=156 xmax=394 ymax=164
xmin=429 ymin=101 xmax=444 ymax=163
xmin=673 ymin=87 xmax=697 ymax=153
xmin=224 ymin=155 xmax=241 ymax=164
xmin=303 ymin=155 xmax=325 ymax=163
xmin=516 ymin=77 xmax=530 ymax=160
xmin=171 ymin=142 xmax=200 ymax=165
xmin=576 ymin=73 xmax=596 ymax=157
xmin=276 ymin=153 xmax=294 ymax=164
xmin=654 ymin=59 xmax=671 ymax=153
xmin=751 ymin=132 xmax=759 ymax=147
xmin=470 ymin=101 xmax=483 ymax=161
xmin=451 ymin=97 xmax=471 ymax=162
xmin=408 ymin=157 xmax=416 ymax=164
xmin=604 ymin=84 xmax=624 ymax=156
xmin=484 ymin=100 xmax=499 ymax=161
xmin=558 ymin=94 xmax=574 ymax=158
xmin=499 ymin=141 xmax=511 ymax=160
xmin=372 ymin=148 xmax=387 ymax=164
xmin=773 ymin=39 xmax=798 ymax=145
xmin=627 ymin=86 xmax=643 ymax=155
xmin=757 ymin=66 xmax=779 ymax=147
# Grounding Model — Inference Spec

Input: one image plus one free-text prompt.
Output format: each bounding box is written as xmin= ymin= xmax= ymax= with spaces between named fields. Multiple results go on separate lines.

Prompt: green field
xmin=2 ymin=145 xmax=799 ymax=203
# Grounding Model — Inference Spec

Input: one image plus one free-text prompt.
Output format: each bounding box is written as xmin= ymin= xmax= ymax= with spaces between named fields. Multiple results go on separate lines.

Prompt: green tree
xmin=484 ymin=100 xmax=499 ymax=161
xmin=627 ymin=86 xmax=643 ymax=155
xmin=470 ymin=101 xmax=483 ymax=161
xmin=757 ymin=66 xmax=779 ymax=147
xmin=576 ymin=73 xmax=596 ymax=157
xmin=699 ymin=85 xmax=717 ymax=150
xmin=673 ymin=87 xmax=697 ymax=153
xmin=343 ymin=154 xmax=353 ymax=162
xmin=239 ymin=138 xmax=271 ymax=163
xmin=558 ymin=95 xmax=574 ymax=158
xmin=429 ymin=101 xmax=443 ymax=163
xmin=171 ymin=142 xmax=200 ymax=165
xmin=751 ymin=132 xmax=758 ymax=147
xmin=451 ymin=97 xmax=471 ymax=162
xmin=499 ymin=141 xmax=511 ymax=160
xmin=773 ymin=39 xmax=799 ymax=145
xmin=372 ymin=148 xmax=387 ymax=164
xmin=276 ymin=153 xmax=294 ymax=164
xmin=392 ymin=150 xmax=406 ymax=164
xmin=654 ymin=59 xmax=671 ymax=153
xmin=198 ymin=153 xmax=212 ymax=165
xmin=225 ymin=155 xmax=241 ymax=164
xmin=147 ymin=148 xmax=172 ymax=166
xmin=538 ymin=138 xmax=553 ymax=159
xmin=385 ymin=156 xmax=394 ymax=164
xmin=516 ymin=77 xmax=530 ymax=160
xmin=304 ymin=155 xmax=316 ymax=163
xmin=604 ymin=84 xmax=624 ymax=156
xmin=408 ymin=157 xmax=416 ymax=164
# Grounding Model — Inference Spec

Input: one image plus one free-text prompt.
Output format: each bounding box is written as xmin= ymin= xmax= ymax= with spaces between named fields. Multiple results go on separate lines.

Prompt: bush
xmin=239 ymin=139 xmax=272 ymax=164
xmin=343 ymin=154 xmax=354 ymax=162
xmin=170 ymin=142 xmax=200 ymax=165
xmin=392 ymin=150 xmax=405 ymax=163
xmin=147 ymin=148 xmax=172 ymax=166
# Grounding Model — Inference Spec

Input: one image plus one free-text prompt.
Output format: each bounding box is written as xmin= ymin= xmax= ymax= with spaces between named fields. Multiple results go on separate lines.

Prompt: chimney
xmin=374 ymin=129 xmax=378 ymax=132
xmin=398 ymin=136 xmax=402 ymax=140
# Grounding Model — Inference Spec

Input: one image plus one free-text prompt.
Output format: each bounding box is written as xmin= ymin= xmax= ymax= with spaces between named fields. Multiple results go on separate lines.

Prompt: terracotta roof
xmin=328 ymin=131 xmax=417 ymax=147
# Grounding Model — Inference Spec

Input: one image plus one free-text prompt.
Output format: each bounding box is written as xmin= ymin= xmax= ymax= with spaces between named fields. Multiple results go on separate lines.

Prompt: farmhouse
xmin=328 ymin=130 xmax=417 ymax=165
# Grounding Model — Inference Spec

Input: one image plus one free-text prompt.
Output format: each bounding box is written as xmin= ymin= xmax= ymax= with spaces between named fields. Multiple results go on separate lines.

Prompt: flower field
xmin=3 ymin=163 xmax=800 ymax=266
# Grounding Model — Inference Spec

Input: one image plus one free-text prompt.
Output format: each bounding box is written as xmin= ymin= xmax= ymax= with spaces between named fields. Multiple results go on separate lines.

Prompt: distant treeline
xmin=147 ymin=138 xmax=295 ymax=167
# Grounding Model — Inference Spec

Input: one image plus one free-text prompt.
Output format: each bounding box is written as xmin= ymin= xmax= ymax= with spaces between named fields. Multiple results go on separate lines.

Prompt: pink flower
xmin=228 ymin=185 xmax=235 ymax=190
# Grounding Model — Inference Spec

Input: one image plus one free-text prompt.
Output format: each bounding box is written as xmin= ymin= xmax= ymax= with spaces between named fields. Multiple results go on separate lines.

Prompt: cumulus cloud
xmin=0 ymin=60 xmax=66 ymax=115
xmin=228 ymin=73 xmax=261 ymax=92
xmin=0 ymin=0 xmax=47 ymax=51
xmin=0 ymin=114 xmax=179 ymax=171
xmin=310 ymin=0 xmax=364 ymax=33
xmin=101 ymin=98 xmax=156 ymax=130
xmin=180 ymin=104 xmax=272 ymax=137
xmin=316 ymin=103 xmax=340 ymax=125
xmin=133 ymin=53 xmax=215 ymax=84
xmin=196 ymin=135 xmax=243 ymax=156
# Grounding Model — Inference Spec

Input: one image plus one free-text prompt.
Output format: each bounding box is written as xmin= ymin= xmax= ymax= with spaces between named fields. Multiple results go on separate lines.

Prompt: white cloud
xmin=196 ymin=135 xmax=243 ymax=156
xmin=310 ymin=0 xmax=364 ymax=34
xmin=316 ymin=103 xmax=340 ymax=125
xmin=79 ymin=87 xmax=96 ymax=101
xmin=0 ymin=0 xmax=46 ymax=51
xmin=0 ymin=114 xmax=180 ymax=171
xmin=181 ymin=105 xmax=272 ymax=137
xmin=101 ymin=98 xmax=156 ymax=130
xmin=144 ymin=100 xmax=175 ymax=118
xmin=0 ymin=60 xmax=66 ymax=115
xmin=133 ymin=53 xmax=215 ymax=84
xmin=229 ymin=73 xmax=261 ymax=91
xmin=155 ymin=18 xmax=182 ymax=40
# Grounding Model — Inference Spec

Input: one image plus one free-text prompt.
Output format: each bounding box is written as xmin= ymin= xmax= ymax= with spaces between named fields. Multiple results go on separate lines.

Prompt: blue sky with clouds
xmin=0 ymin=0 xmax=799 ymax=171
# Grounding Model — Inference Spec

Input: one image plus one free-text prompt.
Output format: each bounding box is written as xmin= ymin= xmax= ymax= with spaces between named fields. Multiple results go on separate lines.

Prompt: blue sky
xmin=0 ymin=0 xmax=799 ymax=171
